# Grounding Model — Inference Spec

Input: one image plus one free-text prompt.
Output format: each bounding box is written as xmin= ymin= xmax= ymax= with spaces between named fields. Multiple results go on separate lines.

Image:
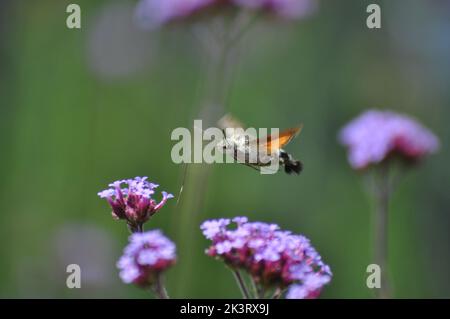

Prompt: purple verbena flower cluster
xmin=339 ymin=110 xmax=439 ymax=170
xmin=201 ymin=217 xmax=332 ymax=298
xmin=135 ymin=0 xmax=317 ymax=29
xmin=117 ymin=230 xmax=176 ymax=287
xmin=98 ymin=177 xmax=174 ymax=231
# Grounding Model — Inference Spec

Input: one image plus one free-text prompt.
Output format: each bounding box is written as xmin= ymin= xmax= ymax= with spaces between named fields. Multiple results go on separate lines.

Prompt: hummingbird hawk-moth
xmin=216 ymin=114 xmax=303 ymax=175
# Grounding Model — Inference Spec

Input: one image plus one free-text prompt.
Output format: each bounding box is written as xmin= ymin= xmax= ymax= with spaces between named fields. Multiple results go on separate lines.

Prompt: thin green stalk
xmin=127 ymin=223 xmax=144 ymax=234
xmin=271 ymin=287 xmax=283 ymax=299
xmin=250 ymin=277 xmax=259 ymax=299
xmin=257 ymin=285 xmax=266 ymax=299
xmin=173 ymin=16 xmax=251 ymax=296
xmin=232 ymin=270 xmax=250 ymax=299
xmin=373 ymin=164 xmax=391 ymax=298
xmin=152 ymin=274 xmax=169 ymax=299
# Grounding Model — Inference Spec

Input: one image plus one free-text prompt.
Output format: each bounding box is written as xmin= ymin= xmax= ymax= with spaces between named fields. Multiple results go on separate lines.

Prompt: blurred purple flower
xmin=98 ymin=177 xmax=174 ymax=231
xmin=135 ymin=0 xmax=317 ymax=29
xmin=201 ymin=217 xmax=332 ymax=298
xmin=117 ymin=230 xmax=176 ymax=287
xmin=135 ymin=0 xmax=216 ymax=29
xmin=233 ymin=0 xmax=317 ymax=19
xmin=339 ymin=110 xmax=439 ymax=170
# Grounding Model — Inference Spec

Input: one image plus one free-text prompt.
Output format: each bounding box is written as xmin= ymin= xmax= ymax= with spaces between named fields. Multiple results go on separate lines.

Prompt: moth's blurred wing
xmin=218 ymin=114 xmax=258 ymax=145
xmin=218 ymin=114 xmax=245 ymax=130
xmin=258 ymin=124 xmax=303 ymax=153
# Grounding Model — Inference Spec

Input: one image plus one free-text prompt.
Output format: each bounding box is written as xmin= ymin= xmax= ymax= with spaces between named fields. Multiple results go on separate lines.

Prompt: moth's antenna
xmin=176 ymin=163 xmax=188 ymax=206
xmin=242 ymin=162 xmax=260 ymax=172
xmin=176 ymin=121 xmax=204 ymax=206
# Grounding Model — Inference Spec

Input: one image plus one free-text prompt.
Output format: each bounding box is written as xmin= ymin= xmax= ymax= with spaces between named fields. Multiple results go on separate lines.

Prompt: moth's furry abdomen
xmin=279 ymin=150 xmax=302 ymax=175
xmin=284 ymin=159 xmax=303 ymax=175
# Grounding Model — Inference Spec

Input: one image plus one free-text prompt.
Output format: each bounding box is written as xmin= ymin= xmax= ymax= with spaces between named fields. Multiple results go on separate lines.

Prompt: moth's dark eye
xmin=223 ymin=144 xmax=227 ymax=149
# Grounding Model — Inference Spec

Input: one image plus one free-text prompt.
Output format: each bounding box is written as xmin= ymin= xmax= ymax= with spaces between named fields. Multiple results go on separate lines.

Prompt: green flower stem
xmin=152 ymin=274 xmax=169 ymax=299
xmin=127 ymin=223 xmax=144 ymax=234
xmin=173 ymin=15 xmax=254 ymax=296
xmin=231 ymin=269 xmax=250 ymax=299
xmin=373 ymin=164 xmax=391 ymax=298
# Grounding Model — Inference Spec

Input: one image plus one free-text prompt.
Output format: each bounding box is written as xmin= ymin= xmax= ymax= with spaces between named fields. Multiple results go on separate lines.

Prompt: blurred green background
xmin=0 ymin=0 xmax=449 ymax=298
